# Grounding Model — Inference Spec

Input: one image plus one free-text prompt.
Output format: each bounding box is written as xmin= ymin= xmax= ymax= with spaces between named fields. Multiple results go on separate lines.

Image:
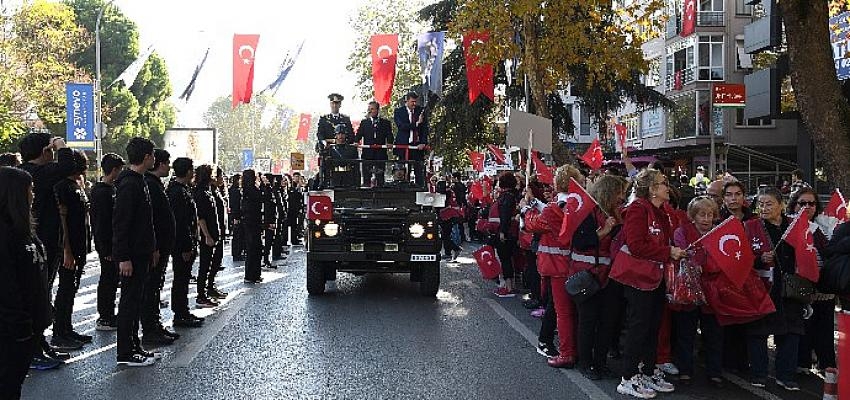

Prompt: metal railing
xmin=664 ymin=67 xmax=696 ymax=91
xmin=697 ymin=11 xmax=725 ymax=27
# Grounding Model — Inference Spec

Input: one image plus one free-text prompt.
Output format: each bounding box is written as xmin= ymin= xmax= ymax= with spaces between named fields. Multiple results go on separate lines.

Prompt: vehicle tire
xmin=306 ymin=260 xmax=325 ymax=295
xmin=419 ymin=261 xmax=440 ymax=297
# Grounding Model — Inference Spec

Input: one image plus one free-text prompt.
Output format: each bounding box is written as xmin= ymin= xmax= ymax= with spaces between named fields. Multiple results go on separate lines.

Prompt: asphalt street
xmin=21 ymin=243 xmax=830 ymax=400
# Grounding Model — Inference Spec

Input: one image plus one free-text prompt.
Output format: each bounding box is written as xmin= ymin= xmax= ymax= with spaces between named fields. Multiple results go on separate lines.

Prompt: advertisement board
xmin=163 ymin=128 xmax=217 ymax=166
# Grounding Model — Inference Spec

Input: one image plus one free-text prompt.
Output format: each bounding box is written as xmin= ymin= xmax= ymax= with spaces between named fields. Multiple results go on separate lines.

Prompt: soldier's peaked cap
xmin=328 ymin=93 xmax=344 ymax=102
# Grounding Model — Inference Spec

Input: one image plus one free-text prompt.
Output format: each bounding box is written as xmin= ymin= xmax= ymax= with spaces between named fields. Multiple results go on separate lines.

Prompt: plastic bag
xmin=666 ymin=258 xmax=706 ymax=306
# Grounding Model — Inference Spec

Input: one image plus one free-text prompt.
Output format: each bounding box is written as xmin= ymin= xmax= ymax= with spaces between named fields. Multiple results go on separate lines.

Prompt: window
xmin=665 ymin=45 xmax=696 ymax=89
xmin=736 ymin=40 xmax=753 ymax=69
xmin=698 ymin=35 xmax=724 ymax=80
xmin=666 ymin=92 xmax=697 ymax=140
xmin=697 ymin=90 xmax=712 ymax=135
xmin=699 ymin=0 xmax=723 ymax=12
xmin=641 ymin=108 xmax=664 ymax=137
xmin=735 ymin=108 xmax=773 ymax=127
xmin=622 ymin=113 xmax=640 ymax=141
xmin=735 ymin=0 xmax=753 ymax=15
xmin=580 ymin=107 xmax=592 ymax=136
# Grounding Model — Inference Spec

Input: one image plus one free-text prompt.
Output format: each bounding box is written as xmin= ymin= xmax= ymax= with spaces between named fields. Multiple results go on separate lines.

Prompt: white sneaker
xmin=617 ymin=375 xmax=657 ymax=399
xmin=116 ymin=354 xmax=155 ymax=367
xmin=643 ymin=369 xmax=675 ymax=393
xmin=655 ymin=362 xmax=679 ymax=375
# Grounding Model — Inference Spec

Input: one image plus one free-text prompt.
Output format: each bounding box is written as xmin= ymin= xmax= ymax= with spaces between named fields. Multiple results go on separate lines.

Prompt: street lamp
xmin=95 ymin=0 xmax=115 ymax=176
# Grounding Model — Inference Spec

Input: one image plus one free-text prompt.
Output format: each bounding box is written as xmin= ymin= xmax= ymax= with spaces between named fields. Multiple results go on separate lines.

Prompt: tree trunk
xmin=522 ymin=15 xmax=550 ymax=119
xmin=780 ymin=0 xmax=850 ymax=191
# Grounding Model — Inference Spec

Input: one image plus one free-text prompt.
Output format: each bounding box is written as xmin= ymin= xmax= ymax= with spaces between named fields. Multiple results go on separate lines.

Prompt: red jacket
xmin=526 ymin=199 xmax=571 ymax=278
xmin=609 ymin=198 xmax=673 ymax=290
xmin=570 ymin=208 xmax=615 ymax=286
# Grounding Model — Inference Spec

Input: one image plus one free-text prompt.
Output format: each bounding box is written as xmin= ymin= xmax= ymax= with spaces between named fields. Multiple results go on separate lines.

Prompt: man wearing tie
xmin=353 ymin=101 xmax=393 ymax=186
xmin=393 ymin=92 xmax=428 ymax=186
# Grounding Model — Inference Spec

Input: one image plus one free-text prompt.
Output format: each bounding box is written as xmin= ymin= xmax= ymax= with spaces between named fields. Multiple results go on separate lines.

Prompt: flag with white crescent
xmin=233 ymin=34 xmax=260 ymax=108
xmin=370 ymin=34 xmax=399 ymax=106
xmin=823 ymin=189 xmax=848 ymax=222
xmin=296 ymin=113 xmax=311 ymax=142
xmin=307 ymin=195 xmax=333 ymax=220
xmin=559 ymin=178 xmax=597 ymax=240
xmin=580 ymin=138 xmax=604 ymax=171
xmin=681 ymin=0 xmax=696 ymax=37
xmin=781 ymin=209 xmax=820 ymax=283
xmin=473 ymin=244 xmax=502 ymax=280
xmin=693 ymin=216 xmax=755 ymax=289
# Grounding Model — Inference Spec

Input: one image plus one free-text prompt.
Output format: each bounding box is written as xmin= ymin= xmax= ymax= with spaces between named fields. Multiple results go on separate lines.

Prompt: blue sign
xmin=65 ymin=83 xmax=95 ymax=149
xmin=242 ymin=149 xmax=254 ymax=170
xmin=830 ymin=11 xmax=850 ymax=80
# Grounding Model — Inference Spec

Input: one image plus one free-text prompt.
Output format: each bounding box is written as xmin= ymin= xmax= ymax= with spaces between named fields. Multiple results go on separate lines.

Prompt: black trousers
xmin=798 ymin=299 xmax=837 ymax=369
xmin=117 ymin=255 xmax=149 ymax=358
xmin=576 ymin=281 xmax=621 ymax=370
xmin=621 ymin=284 xmax=666 ymax=378
xmin=538 ymin=278 xmax=557 ymax=345
xmin=673 ymin=308 xmax=723 ymax=377
xmin=287 ymin=215 xmax=302 ymax=244
xmin=273 ymin=218 xmax=288 ymax=259
xmin=141 ymin=252 xmax=168 ymax=333
xmin=262 ymin=228 xmax=274 ymax=263
xmin=244 ymin=225 xmax=262 ymax=280
xmin=198 ymin=243 xmax=215 ymax=298
xmin=440 ymin=221 xmax=461 ymax=255
xmin=97 ymin=255 xmax=119 ymax=321
xmin=170 ymin=251 xmax=194 ymax=317
xmin=211 ymin=240 xmax=223 ymax=280
xmin=231 ymin=220 xmax=245 ymax=260
xmin=494 ymin=237 xmax=515 ymax=280
xmin=523 ymin=250 xmax=541 ymax=302
xmin=53 ymin=255 xmax=85 ymax=336
xmin=1 ymin=336 xmax=35 ymax=400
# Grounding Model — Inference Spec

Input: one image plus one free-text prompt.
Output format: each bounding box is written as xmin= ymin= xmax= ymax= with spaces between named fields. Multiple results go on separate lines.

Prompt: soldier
xmin=166 ymin=158 xmax=204 ymax=328
xmin=328 ymin=126 xmax=360 ymax=187
xmin=353 ymin=100 xmax=394 ymax=186
xmin=317 ymin=93 xmax=354 ymax=145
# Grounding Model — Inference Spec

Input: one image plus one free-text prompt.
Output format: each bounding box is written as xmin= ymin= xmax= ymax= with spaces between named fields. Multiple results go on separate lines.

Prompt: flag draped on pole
xmin=615 ymin=123 xmax=627 ymax=151
xmin=692 ymin=216 xmax=756 ymax=289
xmin=487 ymin=144 xmax=506 ymax=165
xmin=781 ymin=209 xmax=820 ymax=283
xmin=261 ymin=40 xmax=304 ymax=96
xmin=681 ymin=0 xmax=696 ymax=37
xmin=370 ymin=34 xmax=399 ymax=106
xmin=580 ymin=138 xmax=604 ymax=170
xmin=559 ymin=178 xmax=597 ymax=239
xmin=233 ymin=34 xmax=260 ymax=108
xmin=296 ymin=113 xmax=311 ymax=142
xmin=824 ymin=189 xmax=848 ymax=222
xmin=532 ymin=152 xmax=553 ymax=185
xmin=112 ymin=45 xmax=154 ymax=88
xmin=468 ymin=151 xmax=485 ymax=172
xmin=178 ymin=48 xmax=210 ymax=101
xmin=417 ymin=31 xmax=445 ymax=96
xmin=462 ymin=31 xmax=494 ymax=104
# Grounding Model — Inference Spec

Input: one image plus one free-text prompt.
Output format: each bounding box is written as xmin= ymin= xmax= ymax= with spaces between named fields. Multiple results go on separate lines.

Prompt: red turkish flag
xmin=681 ymin=0 xmax=696 ymax=37
xmin=233 ymin=34 xmax=260 ymax=108
xmin=307 ymin=195 xmax=333 ymax=220
xmin=468 ymin=151 xmax=485 ymax=172
xmin=559 ymin=178 xmax=596 ymax=239
xmin=782 ymin=209 xmax=820 ymax=283
xmin=839 ymin=312 xmax=850 ymax=400
xmin=296 ymin=113 xmax=311 ymax=142
xmin=580 ymin=138 xmax=604 ymax=171
xmin=470 ymin=180 xmax=484 ymax=201
xmin=487 ymin=144 xmax=506 ymax=165
xmin=694 ymin=216 xmax=756 ymax=289
xmin=370 ymin=34 xmax=398 ymax=106
xmin=615 ymin=123 xmax=627 ymax=151
xmin=824 ymin=189 xmax=849 ymax=222
xmin=531 ymin=152 xmax=553 ymax=185
xmin=351 ymin=120 xmax=361 ymax=137
xmin=473 ymin=244 xmax=502 ymax=279
xmin=674 ymin=70 xmax=683 ymax=90
xmin=463 ymin=32 xmax=494 ymax=104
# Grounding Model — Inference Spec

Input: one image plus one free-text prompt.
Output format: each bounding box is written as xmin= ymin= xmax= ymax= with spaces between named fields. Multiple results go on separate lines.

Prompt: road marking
xmin=66 ymin=343 xmax=117 ymax=364
xmin=722 ymin=373 xmax=784 ymax=400
xmin=171 ymin=292 xmax=252 ymax=367
xmin=483 ymin=298 xmax=613 ymax=400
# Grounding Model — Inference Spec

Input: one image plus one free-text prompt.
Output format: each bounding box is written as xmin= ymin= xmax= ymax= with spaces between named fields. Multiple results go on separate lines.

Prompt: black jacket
xmin=145 ymin=172 xmax=176 ymax=253
xmin=53 ymin=177 xmax=91 ymax=257
xmin=228 ymin=185 xmax=242 ymax=220
xmin=90 ymin=181 xmax=115 ymax=257
xmin=0 ymin=230 xmax=51 ymax=340
xmin=194 ymin=185 xmax=220 ymax=242
xmin=167 ymin=179 xmax=198 ymax=254
xmin=214 ymin=188 xmax=226 ymax=238
xmin=241 ymin=184 xmax=263 ymax=227
xmin=353 ymin=116 xmax=393 ymax=160
xmin=825 ymin=221 xmax=850 ymax=259
xmin=452 ymin=182 xmax=468 ymax=207
xmin=112 ymin=168 xmax=156 ymax=262
xmin=262 ymin=185 xmax=277 ymax=225
xmin=498 ymin=189 xmax=519 ymax=237
xmin=274 ymin=186 xmax=287 ymax=223
xmin=287 ymin=187 xmax=303 ymax=218
xmin=20 ymin=148 xmax=75 ymax=249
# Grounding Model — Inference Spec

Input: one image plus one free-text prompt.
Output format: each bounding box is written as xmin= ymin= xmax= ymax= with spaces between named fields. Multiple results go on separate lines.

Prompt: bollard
xmin=823 ymin=368 xmax=838 ymax=400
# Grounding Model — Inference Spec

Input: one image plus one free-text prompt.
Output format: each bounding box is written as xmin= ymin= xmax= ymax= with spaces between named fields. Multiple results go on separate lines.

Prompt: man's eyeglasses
xmin=797 ymin=201 xmax=817 ymax=207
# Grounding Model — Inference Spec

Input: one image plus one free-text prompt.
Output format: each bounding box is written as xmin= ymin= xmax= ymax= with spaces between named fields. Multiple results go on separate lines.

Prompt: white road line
xmin=483 ymin=298 xmax=613 ymax=400
xmin=171 ymin=292 xmax=252 ymax=367
xmin=722 ymin=372 xmax=785 ymax=400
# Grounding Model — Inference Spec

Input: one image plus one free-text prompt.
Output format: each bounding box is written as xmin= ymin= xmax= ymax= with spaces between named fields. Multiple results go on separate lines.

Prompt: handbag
xmin=781 ymin=273 xmax=815 ymax=304
xmin=565 ymin=241 xmax=602 ymax=304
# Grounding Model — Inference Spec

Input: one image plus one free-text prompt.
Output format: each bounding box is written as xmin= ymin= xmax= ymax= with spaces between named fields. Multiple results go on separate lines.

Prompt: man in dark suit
xmin=393 ymin=92 xmax=428 ymax=186
xmin=317 ymin=93 xmax=354 ymax=147
xmin=353 ymin=101 xmax=393 ymax=185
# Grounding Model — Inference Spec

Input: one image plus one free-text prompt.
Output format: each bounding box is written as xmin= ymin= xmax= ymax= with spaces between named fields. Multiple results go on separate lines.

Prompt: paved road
xmin=21 ymin=243 xmax=829 ymax=399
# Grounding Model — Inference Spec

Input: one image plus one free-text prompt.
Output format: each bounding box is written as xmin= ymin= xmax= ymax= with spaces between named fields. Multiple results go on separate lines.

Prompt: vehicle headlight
xmin=409 ymin=223 xmax=425 ymax=238
xmin=323 ymin=223 xmax=339 ymax=237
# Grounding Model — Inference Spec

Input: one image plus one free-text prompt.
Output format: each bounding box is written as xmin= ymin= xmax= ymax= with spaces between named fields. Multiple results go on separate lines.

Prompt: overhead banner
xmin=242 ymin=149 xmax=254 ymax=170
xmin=462 ymin=31 xmax=494 ymax=103
xmin=65 ymin=83 xmax=95 ymax=149
xmin=233 ymin=34 xmax=260 ymax=108
xmin=417 ymin=31 xmax=445 ymax=96
xmin=830 ymin=10 xmax=850 ymax=80
xmin=370 ymin=34 xmax=399 ymax=106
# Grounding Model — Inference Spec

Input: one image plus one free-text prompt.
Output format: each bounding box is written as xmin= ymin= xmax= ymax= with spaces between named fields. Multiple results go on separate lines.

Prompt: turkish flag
xmin=694 ymin=216 xmax=756 ymax=289
xmin=782 ymin=209 xmax=820 ymax=283
xmin=307 ymin=195 xmax=333 ymax=220
xmin=674 ymin=70 xmax=683 ymax=90
xmin=681 ymin=0 xmax=696 ymax=37
xmin=296 ymin=113 xmax=311 ymax=142
xmin=370 ymin=34 xmax=398 ymax=106
xmin=463 ymin=32 xmax=494 ymax=104
xmin=473 ymin=244 xmax=502 ymax=279
xmin=839 ymin=312 xmax=850 ymax=400
xmin=559 ymin=178 xmax=596 ymax=239
xmin=468 ymin=151 xmax=485 ymax=172
xmin=824 ymin=189 xmax=849 ymax=222
xmin=351 ymin=120 xmax=361 ymax=137
xmin=615 ymin=123 xmax=627 ymax=151
xmin=233 ymin=34 xmax=260 ymax=108
xmin=580 ymin=138 xmax=604 ymax=171
xmin=532 ymin=152 xmax=553 ymax=185
xmin=470 ymin=180 xmax=484 ymax=201
xmin=487 ymin=144 xmax=506 ymax=165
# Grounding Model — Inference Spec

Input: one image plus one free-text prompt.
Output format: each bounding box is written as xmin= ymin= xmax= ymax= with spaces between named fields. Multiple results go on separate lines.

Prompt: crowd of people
xmin=0 ymin=133 xmax=307 ymax=397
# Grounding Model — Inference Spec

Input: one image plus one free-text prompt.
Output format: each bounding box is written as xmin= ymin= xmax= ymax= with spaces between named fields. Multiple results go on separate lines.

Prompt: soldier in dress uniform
xmin=353 ymin=101 xmax=393 ymax=186
xmin=328 ymin=126 xmax=359 ymax=188
xmin=316 ymin=93 xmax=354 ymax=146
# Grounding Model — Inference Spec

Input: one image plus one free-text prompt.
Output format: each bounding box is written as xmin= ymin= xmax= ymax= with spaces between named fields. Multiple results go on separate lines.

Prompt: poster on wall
xmin=163 ymin=128 xmax=217 ymax=166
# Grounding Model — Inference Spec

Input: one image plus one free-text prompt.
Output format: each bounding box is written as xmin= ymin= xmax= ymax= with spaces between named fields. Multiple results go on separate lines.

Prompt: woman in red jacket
xmin=610 ymin=169 xmax=687 ymax=398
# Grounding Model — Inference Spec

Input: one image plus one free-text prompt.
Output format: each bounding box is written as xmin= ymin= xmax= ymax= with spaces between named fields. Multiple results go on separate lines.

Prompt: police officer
xmin=317 ymin=93 xmax=354 ymax=145
xmin=353 ymin=101 xmax=393 ymax=186
xmin=328 ymin=126 xmax=360 ymax=187
xmin=166 ymin=158 xmax=204 ymax=328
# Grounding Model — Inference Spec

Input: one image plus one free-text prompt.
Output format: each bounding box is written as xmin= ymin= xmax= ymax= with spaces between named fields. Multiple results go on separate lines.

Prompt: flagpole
xmin=685 ymin=215 xmax=736 ymax=251
xmin=94 ymin=0 xmax=115 ymax=179
xmin=526 ymin=129 xmax=533 ymax=190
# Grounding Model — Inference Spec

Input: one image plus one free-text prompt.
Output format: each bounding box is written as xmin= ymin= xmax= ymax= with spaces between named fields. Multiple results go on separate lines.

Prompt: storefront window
xmin=666 ymin=91 xmax=696 ymax=140
xmin=697 ymin=90 xmax=712 ymax=135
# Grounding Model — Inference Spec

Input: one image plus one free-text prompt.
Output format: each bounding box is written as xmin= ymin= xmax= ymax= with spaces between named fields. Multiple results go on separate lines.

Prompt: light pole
xmin=95 ymin=0 xmax=115 ymax=177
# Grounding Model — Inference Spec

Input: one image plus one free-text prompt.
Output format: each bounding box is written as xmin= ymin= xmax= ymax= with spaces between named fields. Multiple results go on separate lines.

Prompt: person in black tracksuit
xmin=287 ymin=174 xmax=305 ymax=245
xmin=52 ymin=150 xmax=91 ymax=349
xmin=208 ymin=168 xmax=228 ymax=299
xmin=91 ymin=154 xmax=125 ymax=332
xmin=272 ymin=175 xmax=288 ymax=260
xmin=112 ymin=137 xmax=158 ymax=366
xmin=193 ymin=164 xmax=221 ymax=308
xmin=242 ymin=170 xmax=264 ymax=283
xmin=141 ymin=149 xmax=179 ymax=345
xmin=228 ymin=174 xmax=245 ymax=261
xmin=166 ymin=158 xmax=203 ymax=327
xmin=261 ymin=173 xmax=278 ymax=268
xmin=0 ymin=167 xmax=53 ymax=394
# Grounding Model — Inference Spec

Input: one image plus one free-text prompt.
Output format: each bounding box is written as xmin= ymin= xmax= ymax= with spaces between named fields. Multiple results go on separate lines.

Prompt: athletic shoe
xmin=173 ymin=315 xmax=204 ymax=328
xmin=536 ymin=342 xmax=559 ymax=358
xmin=208 ymin=287 xmax=228 ymax=299
xmin=644 ymin=369 xmax=675 ymax=393
xmin=135 ymin=348 xmax=163 ymax=360
xmin=195 ymin=296 xmax=219 ymax=308
xmin=96 ymin=318 xmax=118 ymax=331
xmin=142 ymin=331 xmax=176 ymax=345
xmin=656 ymin=362 xmax=679 ymax=375
xmin=30 ymin=355 xmax=63 ymax=370
xmin=68 ymin=331 xmax=93 ymax=343
xmin=50 ymin=335 xmax=83 ymax=351
xmin=776 ymin=380 xmax=800 ymax=391
xmin=493 ymin=287 xmax=515 ymax=298
xmin=116 ymin=353 xmax=154 ymax=367
xmin=617 ymin=375 xmax=657 ymax=399
xmin=44 ymin=347 xmax=70 ymax=360
xmin=750 ymin=377 xmax=767 ymax=388
xmin=160 ymin=327 xmax=180 ymax=340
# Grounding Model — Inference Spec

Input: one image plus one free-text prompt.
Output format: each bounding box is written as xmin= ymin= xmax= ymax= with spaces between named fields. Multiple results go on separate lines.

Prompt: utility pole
xmin=95 ymin=0 xmax=115 ymax=177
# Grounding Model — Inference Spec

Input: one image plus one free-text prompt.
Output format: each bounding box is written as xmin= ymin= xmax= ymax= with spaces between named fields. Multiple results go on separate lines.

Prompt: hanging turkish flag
xmin=559 ymin=178 xmax=597 ymax=239
xmin=781 ymin=209 xmax=820 ymax=283
xmin=233 ymin=34 xmax=260 ymax=108
xmin=468 ymin=151 xmax=485 ymax=172
xmin=531 ymin=152 xmax=553 ymax=185
xmin=463 ymin=32 xmax=494 ymax=104
xmin=838 ymin=312 xmax=850 ymax=400
xmin=370 ymin=34 xmax=398 ymax=106
xmin=674 ymin=70 xmax=683 ymax=90
xmin=824 ymin=189 xmax=849 ymax=222
xmin=580 ymin=138 xmax=604 ymax=171
xmin=615 ymin=123 xmax=627 ymax=151
xmin=296 ymin=113 xmax=311 ymax=142
xmin=694 ymin=216 xmax=756 ymax=289
xmin=681 ymin=0 xmax=696 ymax=37
xmin=487 ymin=144 xmax=506 ymax=165
xmin=307 ymin=195 xmax=333 ymax=220
xmin=473 ymin=244 xmax=502 ymax=279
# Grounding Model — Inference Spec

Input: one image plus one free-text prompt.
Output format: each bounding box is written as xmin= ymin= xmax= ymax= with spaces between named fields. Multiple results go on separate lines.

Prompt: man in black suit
xmin=393 ymin=92 xmax=428 ymax=186
xmin=353 ymin=101 xmax=393 ymax=185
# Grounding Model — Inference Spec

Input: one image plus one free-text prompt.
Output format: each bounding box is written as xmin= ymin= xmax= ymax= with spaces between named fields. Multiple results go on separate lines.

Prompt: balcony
xmin=664 ymin=67 xmax=696 ymax=91
xmin=697 ymin=11 xmax=725 ymax=27
xmin=666 ymin=17 xmax=682 ymax=39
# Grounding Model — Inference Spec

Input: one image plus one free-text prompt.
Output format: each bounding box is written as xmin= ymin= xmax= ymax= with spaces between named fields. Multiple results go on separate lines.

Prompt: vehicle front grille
xmin=341 ymin=215 xmax=406 ymax=243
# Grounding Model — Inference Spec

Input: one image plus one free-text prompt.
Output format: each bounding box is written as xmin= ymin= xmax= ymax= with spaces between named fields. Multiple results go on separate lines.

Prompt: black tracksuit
xmin=242 ymin=184 xmax=263 ymax=281
xmin=287 ymin=186 xmax=304 ymax=245
xmin=194 ymin=185 xmax=219 ymax=299
xmin=228 ymin=184 xmax=244 ymax=260
xmin=90 ymin=181 xmax=118 ymax=322
xmin=52 ymin=177 xmax=90 ymax=336
xmin=112 ymin=168 xmax=156 ymax=359
xmin=261 ymin=185 xmax=277 ymax=265
xmin=167 ymin=179 xmax=198 ymax=317
xmin=211 ymin=188 xmax=226 ymax=282
xmin=273 ymin=185 xmax=288 ymax=259
xmin=142 ymin=173 xmax=175 ymax=334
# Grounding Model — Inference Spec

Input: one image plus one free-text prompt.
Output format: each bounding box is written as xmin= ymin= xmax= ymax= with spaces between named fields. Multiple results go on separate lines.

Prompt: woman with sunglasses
xmin=788 ymin=188 xmax=835 ymax=375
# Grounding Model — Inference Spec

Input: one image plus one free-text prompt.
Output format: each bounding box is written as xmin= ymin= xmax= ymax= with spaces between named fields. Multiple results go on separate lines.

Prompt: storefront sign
xmin=712 ymin=83 xmax=746 ymax=107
